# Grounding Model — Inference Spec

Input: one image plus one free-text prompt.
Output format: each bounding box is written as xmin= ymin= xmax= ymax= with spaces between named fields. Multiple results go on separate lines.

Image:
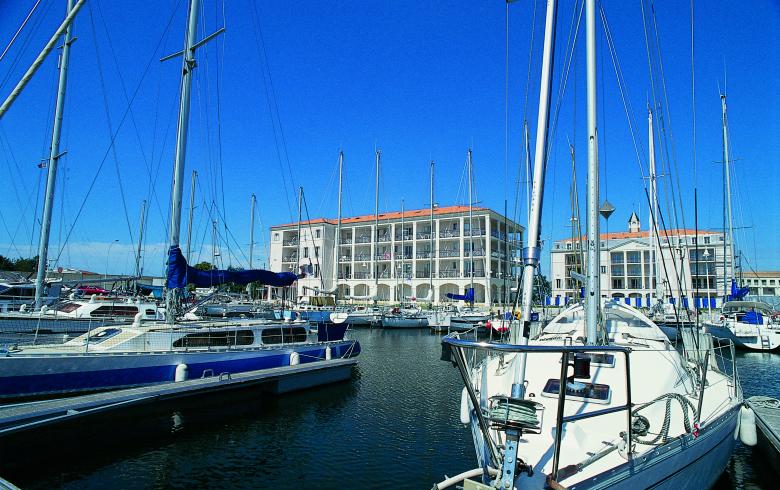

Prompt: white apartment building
xmin=743 ymin=271 xmax=780 ymax=297
xmin=550 ymin=213 xmax=734 ymax=308
xmin=268 ymin=205 xmax=523 ymax=305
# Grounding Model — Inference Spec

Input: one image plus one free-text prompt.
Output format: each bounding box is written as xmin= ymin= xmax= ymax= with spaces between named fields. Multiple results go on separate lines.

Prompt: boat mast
xmin=400 ymin=199 xmax=405 ymax=302
xmin=249 ymin=194 xmax=256 ymax=269
xmin=165 ymin=0 xmax=202 ymax=324
xmin=185 ymin=170 xmax=197 ymax=262
xmin=295 ymin=187 xmax=302 ymax=302
xmin=135 ymin=200 xmax=147 ymax=278
xmin=720 ymin=94 xmax=735 ymax=297
xmin=335 ymin=150 xmax=343 ymax=301
xmin=34 ymin=0 xmax=75 ymax=310
xmin=430 ymin=160 xmax=435 ymax=302
xmin=467 ymin=149 xmax=475 ymax=301
xmin=374 ymin=150 xmax=381 ymax=304
xmin=648 ymin=108 xmax=660 ymax=301
xmin=585 ymin=0 xmax=600 ymax=344
xmin=511 ymin=0 xmax=557 ymax=365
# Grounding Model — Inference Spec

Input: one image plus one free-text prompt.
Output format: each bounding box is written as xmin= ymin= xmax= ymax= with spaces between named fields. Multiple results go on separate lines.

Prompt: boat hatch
xmin=542 ymin=379 xmax=612 ymax=404
xmin=92 ymin=305 xmax=139 ymax=317
xmin=87 ymin=328 xmax=122 ymax=344
xmin=173 ymin=330 xmax=254 ymax=348
xmin=56 ymin=302 xmax=81 ymax=313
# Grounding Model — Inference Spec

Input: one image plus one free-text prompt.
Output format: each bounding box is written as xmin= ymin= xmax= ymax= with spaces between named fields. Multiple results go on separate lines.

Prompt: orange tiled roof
xmin=558 ymin=229 xmax=720 ymax=242
xmin=271 ymin=205 xmax=489 ymax=229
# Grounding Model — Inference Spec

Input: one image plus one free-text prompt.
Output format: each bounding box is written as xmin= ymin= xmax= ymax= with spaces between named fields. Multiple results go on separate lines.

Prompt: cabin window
xmin=173 ymin=330 xmax=255 ymax=348
xmin=261 ymin=327 xmax=308 ymax=345
xmin=145 ymin=309 xmax=156 ymax=316
xmin=86 ymin=328 xmax=122 ymax=344
xmin=542 ymin=379 xmax=611 ymax=403
xmin=92 ymin=305 xmax=139 ymax=317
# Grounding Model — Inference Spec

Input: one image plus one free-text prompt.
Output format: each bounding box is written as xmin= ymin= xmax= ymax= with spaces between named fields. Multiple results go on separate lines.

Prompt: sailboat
xmin=703 ymin=95 xmax=780 ymax=350
xmin=436 ymin=2 xmax=743 ymax=488
xmin=0 ymin=0 xmax=359 ymax=399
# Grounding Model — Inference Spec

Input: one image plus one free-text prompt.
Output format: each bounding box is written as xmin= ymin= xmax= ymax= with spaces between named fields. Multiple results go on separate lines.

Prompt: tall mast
xmin=185 ymin=170 xmax=197 ymax=262
xmin=334 ymin=150 xmax=344 ymax=300
xmin=34 ymin=0 xmax=75 ymax=310
xmin=430 ymin=160 xmax=435 ymax=301
xmin=720 ymin=94 xmax=735 ymax=296
xmin=135 ymin=200 xmax=147 ymax=278
xmin=400 ymin=199 xmax=405 ymax=301
xmin=165 ymin=0 xmax=201 ymax=324
xmin=512 ymin=0 xmax=558 ymax=374
xmin=585 ymin=0 xmax=600 ymax=344
xmin=374 ymin=150 xmax=381 ymax=302
xmin=467 ymin=149 xmax=475 ymax=298
xmin=648 ymin=108 xmax=660 ymax=300
xmin=295 ymin=187 xmax=302 ymax=301
xmin=249 ymin=193 xmax=256 ymax=268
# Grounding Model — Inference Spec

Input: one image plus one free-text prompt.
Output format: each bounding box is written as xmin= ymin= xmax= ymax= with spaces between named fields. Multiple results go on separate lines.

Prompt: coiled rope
xmin=630 ymin=393 xmax=698 ymax=445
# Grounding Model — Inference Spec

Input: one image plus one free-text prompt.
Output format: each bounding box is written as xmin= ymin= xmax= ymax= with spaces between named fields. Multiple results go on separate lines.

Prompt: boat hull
xmin=0 ymin=340 xmax=360 ymax=399
xmin=704 ymin=323 xmax=780 ymax=351
xmin=382 ymin=317 xmax=428 ymax=328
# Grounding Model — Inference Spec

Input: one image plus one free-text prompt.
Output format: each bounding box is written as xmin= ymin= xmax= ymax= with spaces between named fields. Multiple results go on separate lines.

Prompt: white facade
xmin=550 ymin=214 xmax=733 ymax=306
xmin=744 ymin=271 xmax=780 ymax=296
xmin=268 ymin=205 xmax=523 ymax=305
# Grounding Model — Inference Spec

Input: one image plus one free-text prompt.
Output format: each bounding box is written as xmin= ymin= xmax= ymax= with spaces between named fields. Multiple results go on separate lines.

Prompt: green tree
xmin=0 ymin=255 xmax=13 ymax=271
xmin=533 ymin=274 xmax=552 ymax=303
xmin=12 ymin=256 xmax=38 ymax=273
xmin=194 ymin=261 xmax=214 ymax=271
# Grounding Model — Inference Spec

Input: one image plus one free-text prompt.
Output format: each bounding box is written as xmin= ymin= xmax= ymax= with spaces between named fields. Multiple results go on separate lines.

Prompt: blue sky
xmin=0 ymin=0 xmax=778 ymax=276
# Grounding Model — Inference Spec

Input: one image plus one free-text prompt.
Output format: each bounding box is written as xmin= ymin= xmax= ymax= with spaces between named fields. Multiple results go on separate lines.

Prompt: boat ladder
xmin=761 ymin=335 xmax=771 ymax=350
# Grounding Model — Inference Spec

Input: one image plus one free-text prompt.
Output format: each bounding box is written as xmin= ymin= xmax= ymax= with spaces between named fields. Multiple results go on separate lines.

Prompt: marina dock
xmin=747 ymin=396 xmax=780 ymax=472
xmin=0 ymin=358 xmax=356 ymax=438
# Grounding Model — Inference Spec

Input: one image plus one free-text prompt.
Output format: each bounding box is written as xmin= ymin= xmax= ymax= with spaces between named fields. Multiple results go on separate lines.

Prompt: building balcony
xmin=340 ymin=238 xmax=353 ymax=245
xmin=353 ymin=272 xmax=370 ymax=279
xmin=464 ymin=249 xmax=485 ymax=257
xmin=394 ymin=234 xmax=414 ymax=242
xmin=376 ymin=235 xmax=391 ymax=242
xmin=469 ymin=270 xmax=486 ymax=278
xmin=338 ymin=273 xmax=351 ymax=279
xmin=440 ymin=230 xmax=460 ymax=238
xmin=338 ymin=255 xmax=352 ymax=262
xmin=375 ymin=253 xmax=392 ymax=261
xmin=354 ymin=253 xmax=371 ymax=261
xmin=282 ymin=240 xmax=298 ymax=246
xmin=416 ymin=271 xmax=433 ymax=278
xmin=282 ymin=254 xmax=298 ymax=263
xmin=416 ymin=232 xmax=432 ymax=240
xmin=396 ymin=253 xmax=413 ymax=260
xmin=491 ymin=231 xmax=508 ymax=240
xmin=439 ymin=249 xmax=460 ymax=258
xmin=439 ymin=270 xmax=460 ymax=278
xmin=416 ymin=251 xmax=433 ymax=259
xmin=466 ymin=229 xmax=486 ymax=237
xmin=356 ymin=235 xmax=371 ymax=243
xmin=378 ymin=271 xmax=391 ymax=278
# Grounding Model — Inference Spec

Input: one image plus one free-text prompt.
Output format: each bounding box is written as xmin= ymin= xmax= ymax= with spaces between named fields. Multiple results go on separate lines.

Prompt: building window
xmin=556 ymin=279 xmax=562 ymax=289
xmin=273 ymin=232 xmax=280 ymax=241
xmin=611 ymin=265 xmax=624 ymax=277
xmin=628 ymin=278 xmax=642 ymax=289
xmin=315 ymin=246 xmax=320 ymax=257
xmin=704 ymin=236 xmax=710 ymax=244
xmin=770 ymin=280 xmax=776 ymax=285
xmin=611 ymin=252 xmax=623 ymax=264
xmin=601 ymin=266 xmax=606 ymax=274
xmin=303 ymin=247 xmax=309 ymax=258
xmin=315 ymin=229 xmax=321 ymax=238
xmin=612 ymin=278 xmax=624 ymax=289
xmin=626 ymin=251 xmax=641 ymax=264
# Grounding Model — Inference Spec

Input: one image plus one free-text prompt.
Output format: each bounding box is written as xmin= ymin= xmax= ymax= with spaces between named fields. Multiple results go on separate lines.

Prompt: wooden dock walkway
xmin=0 ymin=358 xmax=356 ymax=438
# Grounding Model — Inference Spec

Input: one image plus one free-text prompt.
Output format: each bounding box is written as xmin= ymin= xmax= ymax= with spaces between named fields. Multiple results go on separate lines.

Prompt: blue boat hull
xmin=0 ymin=340 xmax=360 ymax=399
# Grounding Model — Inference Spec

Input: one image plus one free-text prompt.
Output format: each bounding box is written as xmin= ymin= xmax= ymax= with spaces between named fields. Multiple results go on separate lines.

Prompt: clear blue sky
xmin=0 ymin=0 xmax=778 ymax=276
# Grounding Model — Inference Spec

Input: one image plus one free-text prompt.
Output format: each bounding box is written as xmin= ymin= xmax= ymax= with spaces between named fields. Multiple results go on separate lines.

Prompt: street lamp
xmin=105 ymin=239 xmax=119 ymax=279
xmin=703 ymin=249 xmax=712 ymax=315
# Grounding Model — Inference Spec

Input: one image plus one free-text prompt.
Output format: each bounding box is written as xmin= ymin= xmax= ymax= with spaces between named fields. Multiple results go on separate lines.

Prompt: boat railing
xmin=441 ymin=335 xmax=634 ymax=481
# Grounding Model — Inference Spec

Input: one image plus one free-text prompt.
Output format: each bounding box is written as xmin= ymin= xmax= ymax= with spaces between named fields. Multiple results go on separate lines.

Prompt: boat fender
xmin=19 ymin=304 xmax=26 ymax=312
xmin=40 ymin=305 xmax=48 ymax=314
xmin=133 ymin=312 xmax=143 ymax=327
xmin=175 ymin=363 xmax=188 ymax=382
xmin=460 ymin=387 xmax=470 ymax=424
xmin=325 ymin=346 xmax=332 ymax=360
xmin=290 ymin=352 xmax=300 ymax=366
xmin=739 ymin=406 xmax=757 ymax=446
xmin=90 ymin=294 xmax=97 ymax=303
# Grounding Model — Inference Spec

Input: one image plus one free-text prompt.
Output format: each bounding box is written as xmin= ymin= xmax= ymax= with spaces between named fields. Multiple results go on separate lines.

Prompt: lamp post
xmin=105 ymin=239 xmax=118 ymax=279
xmin=703 ymin=249 xmax=712 ymax=315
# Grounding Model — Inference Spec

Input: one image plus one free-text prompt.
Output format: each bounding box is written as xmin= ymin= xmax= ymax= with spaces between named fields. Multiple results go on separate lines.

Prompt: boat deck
xmin=0 ymin=358 xmax=357 ymax=437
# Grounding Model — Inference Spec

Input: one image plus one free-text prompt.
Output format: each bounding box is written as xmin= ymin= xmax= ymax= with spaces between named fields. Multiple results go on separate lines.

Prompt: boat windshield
xmin=723 ymin=302 xmax=773 ymax=315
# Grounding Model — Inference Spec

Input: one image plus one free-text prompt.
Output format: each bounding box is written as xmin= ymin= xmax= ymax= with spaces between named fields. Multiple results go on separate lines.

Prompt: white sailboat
xmin=0 ymin=0 xmax=360 ymax=399
xmin=436 ymin=2 xmax=743 ymax=488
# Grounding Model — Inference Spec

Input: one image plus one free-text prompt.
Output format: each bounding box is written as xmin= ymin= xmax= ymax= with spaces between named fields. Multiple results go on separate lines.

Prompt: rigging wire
xmin=0 ymin=0 xmax=42 ymax=64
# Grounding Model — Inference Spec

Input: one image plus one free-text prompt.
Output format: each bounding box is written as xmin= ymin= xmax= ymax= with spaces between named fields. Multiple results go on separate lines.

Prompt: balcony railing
xmin=355 ymin=253 xmax=371 ymax=261
xmin=356 ymin=235 xmax=371 ymax=243
xmin=464 ymin=249 xmax=485 ymax=257
xmin=282 ymin=240 xmax=298 ymax=246
xmin=415 ymin=271 xmax=433 ymax=278
xmin=396 ymin=253 xmax=413 ymax=260
xmin=282 ymin=254 xmax=298 ymax=262
xmin=491 ymin=231 xmax=508 ymax=240
xmin=466 ymin=229 xmax=485 ymax=236
xmin=439 ymin=270 xmax=460 ymax=278
xmin=416 ymin=251 xmax=433 ymax=259
xmin=353 ymin=272 xmax=370 ymax=279
xmin=376 ymin=235 xmax=391 ymax=242
xmin=394 ymin=234 xmax=414 ymax=241
xmin=439 ymin=249 xmax=460 ymax=257
xmin=338 ymin=256 xmax=352 ymax=262
xmin=375 ymin=253 xmax=392 ymax=261
xmin=378 ymin=271 xmax=391 ymax=278
xmin=416 ymin=232 xmax=432 ymax=239
xmin=341 ymin=238 xmax=353 ymax=245
xmin=440 ymin=230 xmax=460 ymax=238
xmin=338 ymin=273 xmax=351 ymax=279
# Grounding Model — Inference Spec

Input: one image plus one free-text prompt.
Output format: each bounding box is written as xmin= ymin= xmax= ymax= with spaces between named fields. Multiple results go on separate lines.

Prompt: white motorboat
xmin=704 ymin=301 xmax=780 ymax=351
xmin=382 ymin=306 xmax=429 ymax=328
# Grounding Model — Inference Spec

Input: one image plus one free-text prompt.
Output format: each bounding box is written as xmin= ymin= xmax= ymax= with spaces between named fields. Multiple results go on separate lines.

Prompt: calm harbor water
xmin=0 ymin=328 xmax=777 ymax=489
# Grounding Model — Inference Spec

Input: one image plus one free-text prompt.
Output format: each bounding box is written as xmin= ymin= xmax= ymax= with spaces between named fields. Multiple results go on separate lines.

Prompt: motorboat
xmin=704 ymin=300 xmax=780 ymax=351
xmin=382 ymin=305 xmax=428 ymax=328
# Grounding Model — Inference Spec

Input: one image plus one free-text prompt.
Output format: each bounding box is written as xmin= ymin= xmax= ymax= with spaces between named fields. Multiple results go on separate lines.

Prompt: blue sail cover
xmin=447 ymin=288 xmax=475 ymax=302
xmin=742 ymin=310 xmax=763 ymax=325
xmin=727 ymin=279 xmax=750 ymax=301
xmin=166 ymin=246 xmax=299 ymax=289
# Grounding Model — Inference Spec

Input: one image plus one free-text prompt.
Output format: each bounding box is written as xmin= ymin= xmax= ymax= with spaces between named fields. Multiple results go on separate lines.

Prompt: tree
xmin=533 ymin=274 xmax=552 ymax=303
xmin=0 ymin=255 xmax=13 ymax=271
xmin=194 ymin=261 xmax=214 ymax=271
xmin=12 ymin=256 xmax=38 ymax=273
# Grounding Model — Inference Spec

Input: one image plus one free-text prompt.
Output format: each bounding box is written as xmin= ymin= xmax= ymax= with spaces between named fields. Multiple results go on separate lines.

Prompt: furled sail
xmin=446 ymin=287 xmax=474 ymax=302
xmin=166 ymin=246 xmax=300 ymax=289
